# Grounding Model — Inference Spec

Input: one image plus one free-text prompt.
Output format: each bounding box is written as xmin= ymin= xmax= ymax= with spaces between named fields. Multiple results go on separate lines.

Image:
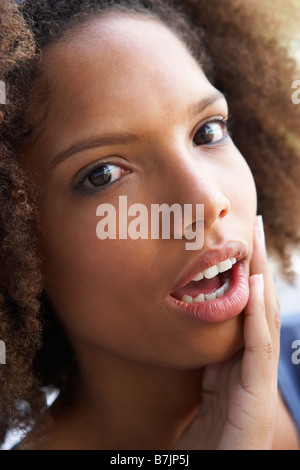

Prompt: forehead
xmin=29 ymin=14 xmax=215 ymax=156
xmin=44 ymin=12 xmax=198 ymax=74
xmin=43 ymin=14 xmax=208 ymax=97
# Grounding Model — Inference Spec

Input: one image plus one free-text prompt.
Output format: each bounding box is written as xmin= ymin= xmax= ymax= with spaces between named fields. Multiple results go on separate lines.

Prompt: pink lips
xmin=168 ymin=242 xmax=249 ymax=323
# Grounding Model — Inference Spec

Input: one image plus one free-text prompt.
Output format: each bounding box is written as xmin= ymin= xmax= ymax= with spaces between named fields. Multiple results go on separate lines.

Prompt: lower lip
xmin=167 ymin=260 xmax=249 ymax=324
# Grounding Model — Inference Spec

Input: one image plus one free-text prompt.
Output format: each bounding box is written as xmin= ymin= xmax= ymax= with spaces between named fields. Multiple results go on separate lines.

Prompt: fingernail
xmin=256 ymin=215 xmax=266 ymax=251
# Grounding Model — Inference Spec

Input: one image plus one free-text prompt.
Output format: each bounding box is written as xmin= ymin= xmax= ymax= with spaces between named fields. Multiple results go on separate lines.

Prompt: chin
xmin=174 ymin=313 xmax=245 ymax=369
xmin=205 ymin=314 xmax=245 ymax=366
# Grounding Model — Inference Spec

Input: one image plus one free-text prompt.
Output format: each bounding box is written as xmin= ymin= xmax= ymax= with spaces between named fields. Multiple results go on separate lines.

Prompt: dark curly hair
xmin=0 ymin=0 xmax=300 ymax=448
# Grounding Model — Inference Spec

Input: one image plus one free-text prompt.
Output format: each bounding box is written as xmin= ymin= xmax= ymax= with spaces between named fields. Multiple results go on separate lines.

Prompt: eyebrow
xmin=50 ymin=91 xmax=225 ymax=170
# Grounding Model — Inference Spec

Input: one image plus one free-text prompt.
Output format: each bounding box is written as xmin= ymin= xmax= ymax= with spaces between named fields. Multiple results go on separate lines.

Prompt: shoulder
xmin=278 ymin=314 xmax=300 ymax=436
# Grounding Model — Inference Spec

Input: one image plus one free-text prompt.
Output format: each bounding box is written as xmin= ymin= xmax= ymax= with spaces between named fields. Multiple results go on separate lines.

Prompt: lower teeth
xmin=181 ymin=279 xmax=230 ymax=304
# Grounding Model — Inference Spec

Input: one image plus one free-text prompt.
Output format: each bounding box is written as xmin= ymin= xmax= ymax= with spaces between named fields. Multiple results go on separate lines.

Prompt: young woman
xmin=0 ymin=0 xmax=300 ymax=450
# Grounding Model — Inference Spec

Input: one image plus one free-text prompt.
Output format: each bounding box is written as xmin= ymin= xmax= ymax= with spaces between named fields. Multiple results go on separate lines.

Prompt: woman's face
xmin=23 ymin=14 xmax=257 ymax=368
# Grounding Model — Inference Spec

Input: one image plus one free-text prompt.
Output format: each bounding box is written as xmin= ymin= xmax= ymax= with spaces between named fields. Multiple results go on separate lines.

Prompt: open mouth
xmin=168 ymin=244 xmax=249 ymax=323
xmin=170 ymin=257 xmax=236 ymax=304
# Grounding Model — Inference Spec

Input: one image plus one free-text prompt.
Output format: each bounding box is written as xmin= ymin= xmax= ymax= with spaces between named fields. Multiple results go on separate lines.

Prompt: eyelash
xmin=193 ymin=116 xmax=231 ymax=147
xmin=72 ymin=161 xmax=125 ymax=196
xmin=72 ymin=116 xmax=231 ymax=196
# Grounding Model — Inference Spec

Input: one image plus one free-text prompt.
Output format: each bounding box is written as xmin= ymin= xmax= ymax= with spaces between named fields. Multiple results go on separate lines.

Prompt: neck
xmin=54 ymin=349 xmax=204 ymax=450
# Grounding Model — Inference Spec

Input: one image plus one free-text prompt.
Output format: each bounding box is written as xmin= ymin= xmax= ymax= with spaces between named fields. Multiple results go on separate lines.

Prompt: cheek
xmin=38 ymin=200 xmax=161 ymax=339
xmin=228 ymin=149 xmax=257 ymax=218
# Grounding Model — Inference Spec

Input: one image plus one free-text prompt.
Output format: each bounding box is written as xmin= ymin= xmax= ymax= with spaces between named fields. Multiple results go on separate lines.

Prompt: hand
xmin=176 ymin=216 xmax=281 ymax=450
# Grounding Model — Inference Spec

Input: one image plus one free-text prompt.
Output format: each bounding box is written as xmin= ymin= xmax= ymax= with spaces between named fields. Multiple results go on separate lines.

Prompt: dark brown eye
xmin=88 ymin=165 xmax=112 ymax=186
xmin=73 ymin=163 xmax=126 ymax=196
xmin=193 ymin=121 xmax=227 ymax=146
xmin=88 ymin=164 xmax=122 ymax=187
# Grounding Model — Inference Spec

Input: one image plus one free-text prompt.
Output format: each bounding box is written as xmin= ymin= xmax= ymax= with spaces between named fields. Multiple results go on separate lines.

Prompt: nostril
xmin=219 ymin=209 xmax=227 ymax=218
xmin=219 ymin=198 xmax=231 ymax=219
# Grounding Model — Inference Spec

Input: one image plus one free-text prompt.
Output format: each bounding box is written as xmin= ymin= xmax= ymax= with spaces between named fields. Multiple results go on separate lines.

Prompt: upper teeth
xmin=192 ymin=257 xmax=236 ymax=281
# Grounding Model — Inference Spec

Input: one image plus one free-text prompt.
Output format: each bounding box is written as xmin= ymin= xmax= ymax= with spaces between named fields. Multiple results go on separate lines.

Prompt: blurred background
xmin=274 ymin=254 xmax=300 ymax=316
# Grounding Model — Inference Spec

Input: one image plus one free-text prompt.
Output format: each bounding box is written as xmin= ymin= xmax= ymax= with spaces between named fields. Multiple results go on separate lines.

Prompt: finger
xmin=250 ymin=216 xmax=281 ymax=354
xmin=242 ymin=273 xmax=275 ymax=391
xmin=217 ymin=274 xmax=277 ymax=450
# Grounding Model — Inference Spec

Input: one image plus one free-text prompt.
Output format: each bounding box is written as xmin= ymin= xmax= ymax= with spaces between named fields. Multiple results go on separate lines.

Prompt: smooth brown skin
xmin=22 ymin=14 xmax=299 ymax=449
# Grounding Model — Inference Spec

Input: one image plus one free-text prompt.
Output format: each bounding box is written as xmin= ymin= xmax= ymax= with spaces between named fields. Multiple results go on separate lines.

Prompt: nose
xmin=163 ymin=156 xmax=231 ymax=235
